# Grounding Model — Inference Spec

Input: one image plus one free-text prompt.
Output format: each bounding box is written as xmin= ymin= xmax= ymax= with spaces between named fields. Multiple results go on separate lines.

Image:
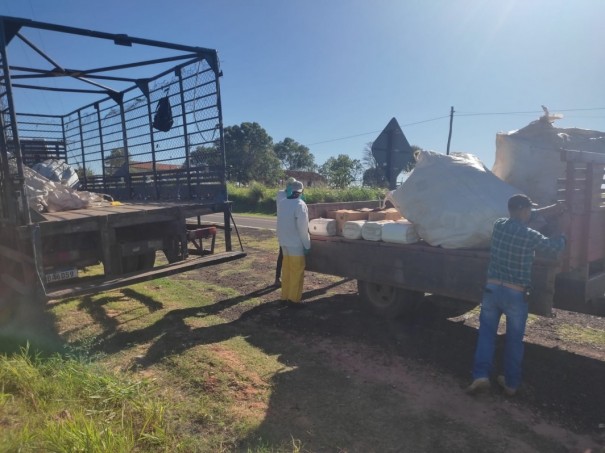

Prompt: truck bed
xmin=37 ymin=201 xmax=220 ymax=235
xmin=305 ymin=201 xmax=561 ymax=315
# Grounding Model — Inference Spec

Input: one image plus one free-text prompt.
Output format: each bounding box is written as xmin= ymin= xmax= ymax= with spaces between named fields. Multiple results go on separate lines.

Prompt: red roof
xmin=130 ymin=162 xmax=181 ymax=171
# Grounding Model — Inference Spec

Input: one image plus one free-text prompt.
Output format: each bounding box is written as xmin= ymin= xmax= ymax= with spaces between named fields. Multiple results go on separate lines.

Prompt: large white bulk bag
xmin=382 ymin=219 xmax=420 ymax=245
xmin=492 ymin=113 xmax=605 ymax=206
xmin=308 ymin=218 xmax=336 ymax=236
xmin=343 ymin=220 xmax=366 ymax=240
xmin=361 ymin=220 xmax=394 ymax=241
xmin=390 ymin=151 xmax=520 ymax=249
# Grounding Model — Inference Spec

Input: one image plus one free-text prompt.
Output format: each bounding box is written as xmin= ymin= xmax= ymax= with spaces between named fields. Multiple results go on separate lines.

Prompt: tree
xmin=274 ymin=137 xmax=316 ymax=171
xmin=224 ymin=122 xmax=283 ymax=184
xmin=189 ymin=145 xmax=223 ymax=169
xmin=319 ymin=154 xmax=363 ymax=189
xmin=75 ymin=166 xmax=95 ymax=180
xmin=361 ymin=141 xmax=388 ymax=188
xmin=105 ymin=147 xmax=128 ymax=176
xmin=361 ymin=141 xmax=422 ymax=187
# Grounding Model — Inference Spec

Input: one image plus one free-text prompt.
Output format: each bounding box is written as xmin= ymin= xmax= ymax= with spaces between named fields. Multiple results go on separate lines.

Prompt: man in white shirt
xmin=276 ymin=180 xmax=310 ymax=307
xmin=274 ymin=177 xmax=297 ymax=287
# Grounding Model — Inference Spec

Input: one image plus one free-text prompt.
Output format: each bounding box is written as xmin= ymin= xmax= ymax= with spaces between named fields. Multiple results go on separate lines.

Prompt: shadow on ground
xmin=80 ymin=281 xmax=605 ymax=450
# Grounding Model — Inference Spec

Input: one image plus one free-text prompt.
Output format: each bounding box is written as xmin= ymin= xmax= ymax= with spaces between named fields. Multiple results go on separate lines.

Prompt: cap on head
xmin=285 ymin=177 xmax=297 ymax=191
xmin=290 ymin=181 xmax=304 ymax=193
xmin=508 ymin=194 xmax=534 ymax=211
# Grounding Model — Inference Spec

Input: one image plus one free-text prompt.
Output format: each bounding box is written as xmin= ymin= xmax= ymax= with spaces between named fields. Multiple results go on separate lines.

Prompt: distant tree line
xmin=92 ymin=122 xmax=420 ymax=189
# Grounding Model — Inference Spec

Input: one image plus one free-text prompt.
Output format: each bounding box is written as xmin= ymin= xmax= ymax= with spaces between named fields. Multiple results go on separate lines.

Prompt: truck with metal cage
xmin=0 ymin=16 xmax=246 ymax=310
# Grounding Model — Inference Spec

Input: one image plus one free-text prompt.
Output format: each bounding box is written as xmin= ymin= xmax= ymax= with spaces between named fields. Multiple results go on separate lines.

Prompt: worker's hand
xmin=551 ymin=211 xmax=571 ymax=236
xmin=303 ymin=248 xmax=311 ymax=256
xmin=555 ymin=201 xmax=567 ymax=215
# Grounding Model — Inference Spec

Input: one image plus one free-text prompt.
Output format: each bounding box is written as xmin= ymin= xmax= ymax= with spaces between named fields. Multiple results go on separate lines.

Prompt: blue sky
xmin=1 ymin=0 xmax=604 ymax=169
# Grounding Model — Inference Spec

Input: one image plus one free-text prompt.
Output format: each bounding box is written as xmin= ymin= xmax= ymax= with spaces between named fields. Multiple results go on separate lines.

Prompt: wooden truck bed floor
xmin=36 ymin=201 xmax=219 ymax=236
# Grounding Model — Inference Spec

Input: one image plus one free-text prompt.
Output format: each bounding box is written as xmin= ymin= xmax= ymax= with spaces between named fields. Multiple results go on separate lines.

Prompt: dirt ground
xmin=209 ymin=227 xmax=605 ymax=452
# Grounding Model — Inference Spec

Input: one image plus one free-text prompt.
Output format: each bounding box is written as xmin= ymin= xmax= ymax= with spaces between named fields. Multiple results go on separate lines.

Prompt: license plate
xmin=45 ymin=268 xmax=78 ymax=283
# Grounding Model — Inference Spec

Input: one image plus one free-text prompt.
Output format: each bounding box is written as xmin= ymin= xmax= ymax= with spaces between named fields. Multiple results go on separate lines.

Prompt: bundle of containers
xmin=308 ymin=207 xmax=420 ymax=245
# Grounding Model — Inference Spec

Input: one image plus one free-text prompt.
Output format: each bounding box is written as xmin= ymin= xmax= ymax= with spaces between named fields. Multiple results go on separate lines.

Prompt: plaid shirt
xmin=487 ymin=217 xmax=566 ymax=288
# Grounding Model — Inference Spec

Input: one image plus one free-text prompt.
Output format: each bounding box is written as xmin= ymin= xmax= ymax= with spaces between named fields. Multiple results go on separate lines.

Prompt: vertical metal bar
xmin=77 ymin=110 xmax=87 ymax=187
xmin=60 ymin=115 xmax=67 ymax=162
xmin=94 ymin=103 xmax=107 ymax=193
xmin=582 ymin=162 xmax=594 ymax=268
xmin=118 ymin=100 xmax=131 ymax=197
xmin=145 ymin=87 xmax=159 ymax=199
xmin=176 ymin=67 xmax=192 ymax=198
xmin=223 ymin=202 xmax=232 ymax=252
xmin=0 ymin=114 xmax=15 ymax=223
xmin=212 ymin=54 xmax=231 ymax=251
xmin=0 ymin=19 xmax=31 ymax=226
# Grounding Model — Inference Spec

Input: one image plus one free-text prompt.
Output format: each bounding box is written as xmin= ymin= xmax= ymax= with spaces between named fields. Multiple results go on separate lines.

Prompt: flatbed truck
xmin=0 ymin=17 xmax=245 ymax=321
xmin=306 ymin=149 xmax=605 ymax=317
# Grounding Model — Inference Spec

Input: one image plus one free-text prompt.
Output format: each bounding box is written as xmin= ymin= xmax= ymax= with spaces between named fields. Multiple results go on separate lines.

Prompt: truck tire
xmin=121 ymin=251 xmax=156 ymax=274
xmin=357 ymin=280 xmax=423 ymax=317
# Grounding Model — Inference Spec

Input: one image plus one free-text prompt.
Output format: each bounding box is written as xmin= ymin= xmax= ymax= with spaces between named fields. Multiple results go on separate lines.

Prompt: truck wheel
xmin=121 ymin=251 xmax=156 ymax=274
xmin=357 ymin=280 xmax=422 ymax=317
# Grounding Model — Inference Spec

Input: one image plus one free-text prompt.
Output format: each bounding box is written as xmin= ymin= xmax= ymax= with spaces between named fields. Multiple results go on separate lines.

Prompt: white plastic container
xmin=361 ymin=220 xmax=394 ymax=241
xmin=343 ymin=220 xmax=366 ymax=240
xmin=308 ymin=218 xmax=337 ymax=236
xmin=382 ymin=219 xmax=420 ymax=244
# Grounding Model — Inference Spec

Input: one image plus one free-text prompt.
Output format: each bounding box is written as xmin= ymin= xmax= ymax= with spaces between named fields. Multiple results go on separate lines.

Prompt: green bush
xmin=227 ymin=182 xmax=385 ymax=214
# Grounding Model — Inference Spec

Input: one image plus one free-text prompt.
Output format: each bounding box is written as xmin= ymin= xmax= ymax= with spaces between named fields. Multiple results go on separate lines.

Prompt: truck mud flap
xmin=44 ymin=251 xmax=246 ymax=300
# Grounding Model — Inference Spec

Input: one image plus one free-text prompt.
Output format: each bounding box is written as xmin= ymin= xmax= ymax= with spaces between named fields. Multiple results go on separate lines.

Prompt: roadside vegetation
xmin=228 ymin=182 xmax=386 ymax=214
xmin=0 ymin=347 xmax=172 ymax=452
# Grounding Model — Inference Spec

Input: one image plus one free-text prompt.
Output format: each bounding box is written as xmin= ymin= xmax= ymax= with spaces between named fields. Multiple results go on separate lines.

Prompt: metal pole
xmin=145 ymin=86 xmax=159 ymax=200
xmin=77 ymin=110 xmax=86 ymax=187
xmin=446 ymin=106 xmax=454 ymax=155
xmin=118 ymin=99 xmax=131 ymax=198
xmin=213 ymin=54 xmax=231 ymax=251
xmin=0 ymin=19 xmax=30 ymax=226
xmin=94 ymin=103 xmax=107 ymax=192
xmin=176 ymin=67 xmax=192 ymax=198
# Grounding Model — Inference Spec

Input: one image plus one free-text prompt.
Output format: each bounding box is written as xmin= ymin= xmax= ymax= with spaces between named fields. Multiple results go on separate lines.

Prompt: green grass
xmin=557 ymin=324 xmax=605 ymax=347
xmin=0 ymin=347 xmax=173 ymax=452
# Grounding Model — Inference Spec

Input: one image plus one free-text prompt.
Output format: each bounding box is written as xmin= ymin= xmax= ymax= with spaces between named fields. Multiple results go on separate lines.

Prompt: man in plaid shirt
xmin=466 ymin=194 xmax=567 ymax=396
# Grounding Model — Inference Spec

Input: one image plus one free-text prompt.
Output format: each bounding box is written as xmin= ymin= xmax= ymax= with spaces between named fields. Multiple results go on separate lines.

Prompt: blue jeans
xmin=472 ymin=283 xmax=529 ymax=389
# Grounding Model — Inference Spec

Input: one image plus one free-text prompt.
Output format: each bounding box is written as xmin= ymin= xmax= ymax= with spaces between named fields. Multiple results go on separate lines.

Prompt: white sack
xmin=492 ymin=113 xmax=605 ymax=205
xmin=308 ymin=218 xmax=336 ymax=236
xmin=11 ymin=159 xmax=110 ymax=213
xmin=382 ymin=219 xmax=420 ymax=245
xmin=361 ymin=220 xmax=394 ymax=241
xmin=343 ymin=220 xmax=366 ymax=240
xmin=390 ymin=151 xmax=521 ymax=249
xmin=32 ymin=159 xmax=80 ymax=189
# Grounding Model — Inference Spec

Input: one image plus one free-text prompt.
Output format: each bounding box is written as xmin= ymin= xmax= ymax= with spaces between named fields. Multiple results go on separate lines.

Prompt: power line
xmin=304 ymin=107 xmax=604 ymax=149
xmin=457 ymin=107 xmax=605 ymax=117
xmin=305 ymin=115 xmax=449 ymax=147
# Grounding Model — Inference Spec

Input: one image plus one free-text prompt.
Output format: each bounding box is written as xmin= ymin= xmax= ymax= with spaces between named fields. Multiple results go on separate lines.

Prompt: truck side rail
xmin=555 ymin=149 xmax=605 ymax=313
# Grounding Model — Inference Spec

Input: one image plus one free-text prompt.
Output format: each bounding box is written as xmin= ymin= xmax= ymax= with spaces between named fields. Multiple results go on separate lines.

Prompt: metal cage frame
xmin=0 ymin=15 xmax=228 ymax=227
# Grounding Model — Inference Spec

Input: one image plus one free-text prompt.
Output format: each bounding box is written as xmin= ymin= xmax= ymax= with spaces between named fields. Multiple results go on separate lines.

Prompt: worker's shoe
xmin=497 ymin=375 xmax=517 ymax=396
xmin=465 ymin=377 xmax=490 ymax=395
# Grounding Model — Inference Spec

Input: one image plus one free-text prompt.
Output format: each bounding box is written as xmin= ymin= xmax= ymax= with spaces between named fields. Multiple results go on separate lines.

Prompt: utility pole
xmin=446 ymin=106 xmax=454 ymax=155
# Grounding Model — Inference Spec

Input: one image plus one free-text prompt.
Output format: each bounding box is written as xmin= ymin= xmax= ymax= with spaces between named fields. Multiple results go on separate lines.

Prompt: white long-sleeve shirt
xmin=276 ymin=189 xmax=287 ymax=214
xmin=277 ymin=197 xmax=311 ymax=250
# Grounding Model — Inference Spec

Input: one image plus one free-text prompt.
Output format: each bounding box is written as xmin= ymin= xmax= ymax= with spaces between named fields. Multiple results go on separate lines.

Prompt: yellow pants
xmin=280 ymin=250 xmax=306 ymax=303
